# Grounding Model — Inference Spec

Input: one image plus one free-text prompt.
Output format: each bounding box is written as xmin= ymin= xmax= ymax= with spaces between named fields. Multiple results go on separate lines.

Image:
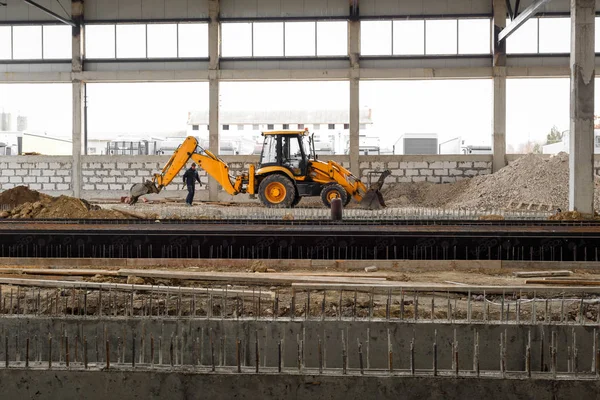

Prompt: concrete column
xmin=348 ymin=20 xmax=360 ymax=176
xmin=71 ymin=0 xmax=84 ymax=198
xmin=208 ymin=77 xmax=220 ymax=201
xmin=569 ymin=0 xmax=596 ymax=213
xmin=208 ymin=0 xmax=220 ymax=201
xmin=492 ymin=0 xmax=507 ymax=173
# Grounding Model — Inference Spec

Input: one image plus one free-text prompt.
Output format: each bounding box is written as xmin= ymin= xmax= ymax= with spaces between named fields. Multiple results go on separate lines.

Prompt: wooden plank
xmin=0 ymin=278 xmax=273 ymax=298
xmin=17 ymin=269 xmax=120 ymax=277
xmin=513 ymin=270 xmax=573 ymax=278
xmin=117 ymin=269 xmax=389 ymax=285
xmin=525 ymin=279 xmax=600 ymax=286
xmin=291 ymin=282 xmax=600 ymax=294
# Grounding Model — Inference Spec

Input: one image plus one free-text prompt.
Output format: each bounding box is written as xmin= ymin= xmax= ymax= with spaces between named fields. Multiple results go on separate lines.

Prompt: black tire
xmin=343 ymin=191 xmax=352 ymax=207
xmin=258 ymin=174 xmax=296 ymax=208
xmin=320 ymin=183 xmax=348 ymax=208
xmin=291 ymin=192 xmax=302 ymax=207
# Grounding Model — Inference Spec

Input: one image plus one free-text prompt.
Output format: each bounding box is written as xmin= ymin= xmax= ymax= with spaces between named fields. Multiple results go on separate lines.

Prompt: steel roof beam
xmin=498 ymin=0 xmax=554 ymax=42
xmin=22 ymin=0 xmax=76 ymax=27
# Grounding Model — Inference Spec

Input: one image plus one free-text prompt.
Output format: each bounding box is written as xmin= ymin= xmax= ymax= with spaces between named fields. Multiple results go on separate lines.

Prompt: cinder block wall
xmin=0 ymin=154 xmax=590 ymax=202
xmin=0 ymin=157 xmax=72 ymax=194
xmin=359 ymin=155 xmax=492 ymax=184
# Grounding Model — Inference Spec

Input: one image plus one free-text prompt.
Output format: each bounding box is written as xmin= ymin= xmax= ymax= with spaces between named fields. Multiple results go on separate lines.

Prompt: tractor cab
xmin=258 ymin=130 xmax=314 ymax=177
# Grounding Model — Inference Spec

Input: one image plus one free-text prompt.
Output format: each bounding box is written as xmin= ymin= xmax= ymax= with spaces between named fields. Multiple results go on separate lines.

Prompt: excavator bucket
xmin=359 ymin=170 xmax=391 ymax=210
xmin=128 ymin=180 xmax=160 ymax=205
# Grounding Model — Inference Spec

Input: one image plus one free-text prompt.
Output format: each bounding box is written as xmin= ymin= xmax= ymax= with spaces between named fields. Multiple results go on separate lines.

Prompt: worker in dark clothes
xmin=183 ymin=163 xmax=202 ymax=206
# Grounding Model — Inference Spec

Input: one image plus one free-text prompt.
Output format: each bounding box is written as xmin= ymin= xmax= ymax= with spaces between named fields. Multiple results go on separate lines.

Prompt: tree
xmin=546 ymin=126 xmax=564 ymax=145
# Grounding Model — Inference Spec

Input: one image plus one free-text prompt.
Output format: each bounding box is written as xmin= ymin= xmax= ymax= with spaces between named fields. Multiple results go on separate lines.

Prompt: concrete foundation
xmin=0 ymin=317 xmax=597 ymax=374
xmin=0 ymin=367 xmax=599 ymax=400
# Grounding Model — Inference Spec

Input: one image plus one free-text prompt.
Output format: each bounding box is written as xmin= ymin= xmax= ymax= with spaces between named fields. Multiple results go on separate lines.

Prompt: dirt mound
xmin=2 ymin=194 xmax=132 ymax=220
xmin=382 ymin=153 xmax=600 ymax=211
xmin=383 ymin=179 xmax=470 ymax=208
xmin=447 ymin=153 xmax=600 ymax=210
xmin=0 ymin=186 xmax=51 ymax=207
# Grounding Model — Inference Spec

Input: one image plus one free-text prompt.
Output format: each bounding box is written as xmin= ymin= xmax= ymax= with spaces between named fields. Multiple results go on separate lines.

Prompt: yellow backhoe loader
xmin=129 ymin=130 xmax=390 ymax=209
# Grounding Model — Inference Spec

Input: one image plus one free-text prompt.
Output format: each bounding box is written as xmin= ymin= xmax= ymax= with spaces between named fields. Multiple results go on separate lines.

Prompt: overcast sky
xmin=0 ymin=17 xmax=591 ymax=153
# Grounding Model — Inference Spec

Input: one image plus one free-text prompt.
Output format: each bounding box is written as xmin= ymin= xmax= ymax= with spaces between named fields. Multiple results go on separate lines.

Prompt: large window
xmin=0 ymin=26 xmax=11 ymax=59
xmin=221 ymin=20 xmax=347 ymax=58
xmin=361 ymin=21 xmax=392 ymax=56
xmin=116 ymin=24 xmax=146 ymax=58
xmin=506 ymin=17 xmax=574 ymax=54
xmin=458 ymin=19 xmax=490 ymax=54
xmin=147 ymin=24 xmax=177 ymax=58
xmin=317 ymin=21 xmax=347 ymax=56
xmin=361 ymin=18 xmax=490 ymax=56
xmin=285 ymin=22 xmax=315 ymax=56
xmin=85 ymin=23 xmax=209 ymax=59
xmin=12 ymin=26 xmax=42 ymax=59
xmin=221 ymin=23 xmax=252 ymax=57
xmin=85 ymin=25 xmax=116 ymax=58
xmin=42 ymin=25 xmax=71 ymax=59
xmin=539 ymin=18 xmax=570 ymax=53
xmin=506 ymin=18 xmax=538 ymax=53
xmin=253 ymin=22 xmax=284 ymax=56
xmin=0 ymin=24 xmax=71 ymax=60
xmin=393 ymin=21 xmax=424 ymax=55
xmin=426 ymin=20 xmax=457 ymax=55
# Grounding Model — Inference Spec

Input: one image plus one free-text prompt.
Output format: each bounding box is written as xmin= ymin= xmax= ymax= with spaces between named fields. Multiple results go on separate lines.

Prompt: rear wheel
xmin=258 ymin=174 xmax=296 ymax=208
xmin=320 ymin=183 xmax=348 ymax=208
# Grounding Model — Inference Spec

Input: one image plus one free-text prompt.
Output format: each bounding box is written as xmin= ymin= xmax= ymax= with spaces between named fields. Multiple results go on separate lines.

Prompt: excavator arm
xmin=129 ymin=136 xmax=246 ymax=204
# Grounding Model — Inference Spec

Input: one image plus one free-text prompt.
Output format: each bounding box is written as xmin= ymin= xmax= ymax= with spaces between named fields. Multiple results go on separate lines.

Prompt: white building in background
xmin=185 ymin=108 xmax=376 ymax=155
xmin=542 ymin=130 xmax=600 ymax=155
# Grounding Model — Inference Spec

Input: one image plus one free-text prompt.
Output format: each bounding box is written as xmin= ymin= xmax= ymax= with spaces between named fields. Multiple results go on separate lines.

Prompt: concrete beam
xmin=1 ymin=65 xmax=596 ymax=84
xmin=569 ymin=0 xmax=596 ymax=214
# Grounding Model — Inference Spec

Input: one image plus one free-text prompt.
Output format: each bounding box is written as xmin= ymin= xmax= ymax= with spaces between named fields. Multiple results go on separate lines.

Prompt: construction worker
xmin=183 ymin=163 xmax=202 ymax=206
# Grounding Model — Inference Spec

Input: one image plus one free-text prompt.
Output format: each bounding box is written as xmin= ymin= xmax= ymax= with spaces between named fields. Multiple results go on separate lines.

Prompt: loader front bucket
xmin=128 ymin=180 xmax=160 ymax=205
xmin=361 ymin=189 xmax=386 ymax=210
xmin=359 ymin=169 xmax=391 ymax=210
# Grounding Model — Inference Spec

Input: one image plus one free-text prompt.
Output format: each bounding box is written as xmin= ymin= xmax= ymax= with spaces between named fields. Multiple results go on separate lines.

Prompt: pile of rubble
xmin=0 ymin=186 xmax=131 ymax=219
xmin=384 ymin=153 xmax=600 ymax=211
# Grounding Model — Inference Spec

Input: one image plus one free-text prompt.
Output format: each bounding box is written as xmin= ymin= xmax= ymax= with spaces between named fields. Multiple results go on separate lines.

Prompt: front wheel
xmin=320 ymin=183 xmax=348 ymax=208
xmin=258 ymin=174 xmax=296 ymax=208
